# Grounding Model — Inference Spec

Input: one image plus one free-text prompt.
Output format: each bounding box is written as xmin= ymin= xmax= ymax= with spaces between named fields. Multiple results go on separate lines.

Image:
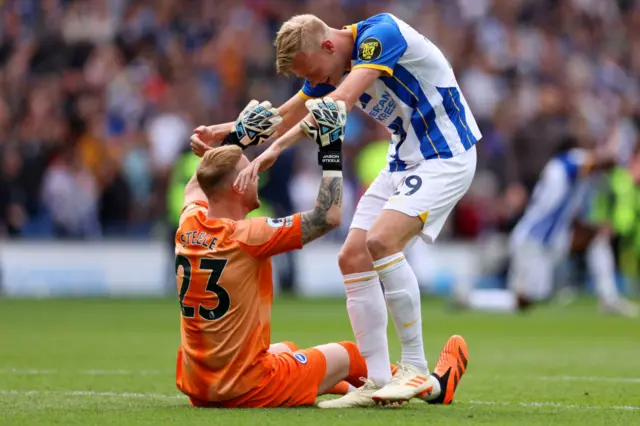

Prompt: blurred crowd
xmin=0 ymin=0 xmax=639 ymax=241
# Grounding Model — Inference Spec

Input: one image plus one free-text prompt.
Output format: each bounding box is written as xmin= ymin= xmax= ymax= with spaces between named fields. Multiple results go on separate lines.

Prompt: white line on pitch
xmin=0 ymin=389 xmax=183 ymax=400
xmin=1 ymin=390 xmax=639 ymax=411
xmin=467 ymin=400 xmax=640 ymax=411
xmin=0 ymin=369 xmax=171 ymax=375
xmin=539 ymin=376 xmax=640 ymax=384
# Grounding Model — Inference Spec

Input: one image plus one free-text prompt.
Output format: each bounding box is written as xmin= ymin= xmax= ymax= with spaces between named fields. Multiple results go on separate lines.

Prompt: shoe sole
xmin=371 ymin=379 xmax=434 ymax=403
xmin=372 ymin=395 xmax=411 ymax=405
xmin=428 ymin=335 xmax=468 ymax=405
xmin=317 ymin=400 xmax=377 ymax=409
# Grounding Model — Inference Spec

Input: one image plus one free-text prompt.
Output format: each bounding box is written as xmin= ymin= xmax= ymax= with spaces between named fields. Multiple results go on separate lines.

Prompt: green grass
xmin=0 ymin=297 xmax=639 ymax=425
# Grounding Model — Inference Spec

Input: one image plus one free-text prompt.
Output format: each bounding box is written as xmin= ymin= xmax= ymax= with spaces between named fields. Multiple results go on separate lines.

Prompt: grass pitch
xmin=0 ymin=296 xmax=639 ymax=425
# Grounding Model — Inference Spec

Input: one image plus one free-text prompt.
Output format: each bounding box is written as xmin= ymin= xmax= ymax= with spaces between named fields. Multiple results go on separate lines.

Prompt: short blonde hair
xmin=196 ymin=145 xmax=243 ymax=197
xmin=274 ymin=14 xmax=329 ymax=75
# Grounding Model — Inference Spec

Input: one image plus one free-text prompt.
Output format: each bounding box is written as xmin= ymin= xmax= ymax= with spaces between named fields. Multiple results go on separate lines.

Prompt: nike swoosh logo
xmin=403 ymin=319 xmax=417 ymax=327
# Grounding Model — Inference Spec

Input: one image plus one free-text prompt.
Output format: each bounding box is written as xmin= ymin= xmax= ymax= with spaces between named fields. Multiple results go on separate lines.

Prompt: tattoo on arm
xmin=301 ymin=177 xmax=342 ymax=244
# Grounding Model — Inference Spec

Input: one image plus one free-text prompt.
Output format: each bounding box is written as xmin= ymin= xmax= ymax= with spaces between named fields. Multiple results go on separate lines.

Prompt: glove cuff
xmin=318 ymin=150 xmax=342 ymax=171
xmin=221 ymin=132 xmax=247 ymax=150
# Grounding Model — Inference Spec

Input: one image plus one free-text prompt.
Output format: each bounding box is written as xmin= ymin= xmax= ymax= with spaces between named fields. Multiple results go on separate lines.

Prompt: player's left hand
xmin=222 ymin=100 xmax=283 ymax=149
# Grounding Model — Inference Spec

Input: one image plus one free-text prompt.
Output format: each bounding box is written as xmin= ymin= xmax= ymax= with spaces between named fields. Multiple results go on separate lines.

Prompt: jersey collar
xmin=342 ymin=23 xmax=357 ymax=41
xmin=342 ymin=23 xmax=358 ymax=69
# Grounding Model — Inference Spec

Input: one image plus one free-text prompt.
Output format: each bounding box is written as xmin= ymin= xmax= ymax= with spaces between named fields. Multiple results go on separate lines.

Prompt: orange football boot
xmin=426 ymin=335 xmax=468 ymax=404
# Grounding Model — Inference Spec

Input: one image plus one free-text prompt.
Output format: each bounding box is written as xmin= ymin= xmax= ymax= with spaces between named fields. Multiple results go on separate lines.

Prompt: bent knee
xmin=338 ymin=246 xmax=372 ymax=274
xmin=365 ymin=234 xmax=389 ymax=259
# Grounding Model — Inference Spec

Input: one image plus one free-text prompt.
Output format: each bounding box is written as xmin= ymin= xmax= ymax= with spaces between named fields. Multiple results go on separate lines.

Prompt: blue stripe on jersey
xmin=381 ymin=65 xmax=451 ymax=160
xmin=359 ymin=92 xmax=373 ymax=109
xmin=557 ymin=152 xmax=580 ymax=183
xmin=437 ymin=87 xmax=477 ymax=149
xmin=543 ymin=183 xmax=577 ymax=244
xmin=394 ymin=65 xmax=452 ymax=158
xmin=529 ymin=180 xmax=576 ymax=244
xmin=528 ymin=157 xmax=579 ymax=245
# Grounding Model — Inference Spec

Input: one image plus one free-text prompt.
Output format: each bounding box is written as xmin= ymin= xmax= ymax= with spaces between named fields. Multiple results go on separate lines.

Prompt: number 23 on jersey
xmin=175 ymin=255 xmax=230 ymax=320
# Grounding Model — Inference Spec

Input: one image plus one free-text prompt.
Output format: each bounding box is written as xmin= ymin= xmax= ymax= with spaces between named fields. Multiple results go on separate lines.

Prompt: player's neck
xmin=207 ymin=201 xmax=247 ymax=221
xmin=331 ymin=27 xmax=355 ymax=69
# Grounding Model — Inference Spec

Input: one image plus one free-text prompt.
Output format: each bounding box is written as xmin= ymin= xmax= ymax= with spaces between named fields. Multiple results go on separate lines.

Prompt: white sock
xmin=373 ymin=253 xmax=428 ymax=373
xmin=344 ymin=271 xmax=392 ymax=387
xmin=468 ymin=289 xmax=518 ymax=312
xmin=587 ymin=234 xmax=619 ymax=305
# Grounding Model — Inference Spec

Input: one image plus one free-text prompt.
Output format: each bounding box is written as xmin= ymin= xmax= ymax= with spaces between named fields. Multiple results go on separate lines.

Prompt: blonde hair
xmin=196 ymin=145 xmax=243 ymax=197
xmin=274 ymin=14 xmax=329 ymax=75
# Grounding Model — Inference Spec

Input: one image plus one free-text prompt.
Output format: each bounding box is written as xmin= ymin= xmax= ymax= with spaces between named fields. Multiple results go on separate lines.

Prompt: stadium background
xmin=1 ymin=0 xmax=639 ymax=297
xmin=1 ymin=1 xmax=640 ymax=424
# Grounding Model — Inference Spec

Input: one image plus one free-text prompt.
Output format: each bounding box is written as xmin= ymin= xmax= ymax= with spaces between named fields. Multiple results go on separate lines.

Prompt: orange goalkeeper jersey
xmin=174 ymin=201 xmax=303 ymax=402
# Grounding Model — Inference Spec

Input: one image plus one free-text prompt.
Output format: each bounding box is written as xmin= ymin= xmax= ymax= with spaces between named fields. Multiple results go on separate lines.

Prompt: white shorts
xmin=350 ymin=146 xmax=477 ymax=244
xmin=507 ymin=240 xmax=562 ymax=301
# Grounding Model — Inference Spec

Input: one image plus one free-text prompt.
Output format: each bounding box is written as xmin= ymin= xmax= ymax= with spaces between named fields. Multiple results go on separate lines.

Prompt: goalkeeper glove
xmin=300 ymin=97 xmax=347 ymax=172
xmin=222 ymin=100 xmax=283 ymax=149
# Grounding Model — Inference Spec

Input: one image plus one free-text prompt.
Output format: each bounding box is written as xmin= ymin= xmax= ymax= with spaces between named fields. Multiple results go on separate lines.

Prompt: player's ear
xmin=231 ymin=184 xmax=244 ymax=196
xmin=321 ymin=39 xmax=335 ymax=53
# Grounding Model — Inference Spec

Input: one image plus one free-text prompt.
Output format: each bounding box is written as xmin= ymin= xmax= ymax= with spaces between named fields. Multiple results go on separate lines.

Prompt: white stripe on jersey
xmin=511 ymin=152 xmax=593 ymax=253
xmin=300 ymin=13 xmax=482 ymax=170
xmin=352 ymin=14 xmax=482 ymax=169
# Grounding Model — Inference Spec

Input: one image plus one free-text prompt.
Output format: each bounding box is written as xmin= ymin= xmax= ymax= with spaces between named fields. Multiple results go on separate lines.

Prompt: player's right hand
xmin=190 ymin=125 xmax=222 ymax=157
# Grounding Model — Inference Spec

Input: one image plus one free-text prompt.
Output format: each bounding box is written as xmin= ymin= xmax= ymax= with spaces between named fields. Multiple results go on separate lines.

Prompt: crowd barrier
xmin=0 ymin=239 xmax=506 ymax=297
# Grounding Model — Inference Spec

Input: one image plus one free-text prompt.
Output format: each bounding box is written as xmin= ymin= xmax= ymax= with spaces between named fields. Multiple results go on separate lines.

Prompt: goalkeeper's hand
xmin=222 ymin=100 xmax=283 ymax=149
xmin=300 ymin=97 xmax=347 ymax=172
xmin=300 ymin=97 xmax=347 ymax=147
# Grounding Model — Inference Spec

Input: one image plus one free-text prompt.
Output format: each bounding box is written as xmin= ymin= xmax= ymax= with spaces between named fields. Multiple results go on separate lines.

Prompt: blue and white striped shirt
xmin=511 ymin=149 xmax=595 ymax=252
xmin=299 ymin=13 xmax=481 ymax=171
